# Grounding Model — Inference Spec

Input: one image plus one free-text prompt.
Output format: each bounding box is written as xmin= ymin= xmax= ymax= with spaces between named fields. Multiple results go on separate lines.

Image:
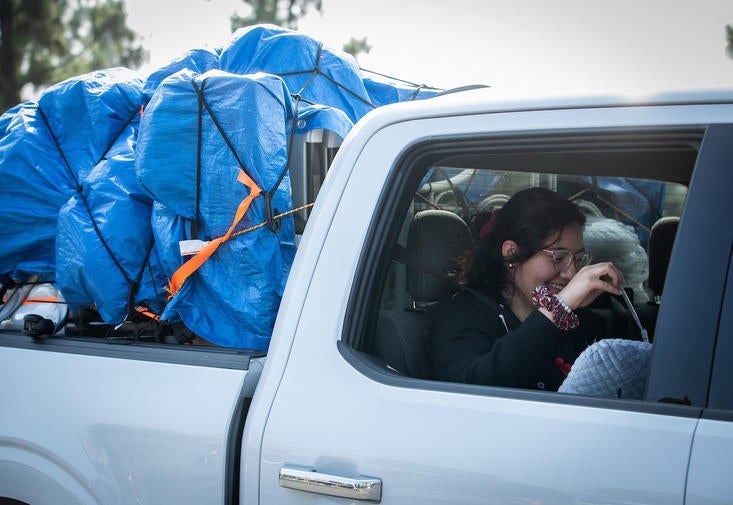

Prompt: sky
xmin=124 ymin=0 xmax=733 ymax=96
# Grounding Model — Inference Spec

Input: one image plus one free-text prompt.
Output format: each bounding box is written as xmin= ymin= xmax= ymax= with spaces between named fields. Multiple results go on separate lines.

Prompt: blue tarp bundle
xmin=0 ymin=24 xmax=440 ymax=349
xmin=0 ymin=68 xmax=146 ymax=283
xmin=55 ymin=115 xmax=168 ymax=323
xmin=220 ymin=24 xmax=374 ymax=124
xmin=137 ymin=70 xmax=298 ymax=349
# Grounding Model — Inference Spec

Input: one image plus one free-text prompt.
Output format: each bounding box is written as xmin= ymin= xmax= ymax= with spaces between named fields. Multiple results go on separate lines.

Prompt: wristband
xmin=531 ymin=284 xmax=579 ymax=331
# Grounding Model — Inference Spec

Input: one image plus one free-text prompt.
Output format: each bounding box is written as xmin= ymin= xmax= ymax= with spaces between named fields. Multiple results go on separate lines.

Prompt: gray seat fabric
xmin=559 ymin=339 xmax=652 ymax=399
xmin=375 ymin=210 xmax=473 ymax=379
xmin=647 ymin=216 xmax=679 ymax=300
xmin=636 ymin=216 xmax=679 ymax=340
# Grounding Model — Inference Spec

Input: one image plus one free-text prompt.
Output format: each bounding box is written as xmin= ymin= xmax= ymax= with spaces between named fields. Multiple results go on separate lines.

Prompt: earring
xmin=508 ymin=263 xmax=514 ymax=269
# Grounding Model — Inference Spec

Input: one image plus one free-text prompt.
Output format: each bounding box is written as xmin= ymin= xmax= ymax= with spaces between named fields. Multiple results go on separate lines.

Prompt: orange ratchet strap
xmin=167 ymin=170 xmax=262 ymax=298
xmin=135 ymin=305 xmax=161 ymax=321
xmin=23 ymin=296 xmax=59 ymax=304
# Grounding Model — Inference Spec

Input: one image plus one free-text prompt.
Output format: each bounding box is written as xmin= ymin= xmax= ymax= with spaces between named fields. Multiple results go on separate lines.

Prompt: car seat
xmin=647 ymin=216 xmax=679 ymax=302
xmin=636 ymin=216 xmax=679 ymax=338
xmin=375 ymin=209 xmax=473 ymax=379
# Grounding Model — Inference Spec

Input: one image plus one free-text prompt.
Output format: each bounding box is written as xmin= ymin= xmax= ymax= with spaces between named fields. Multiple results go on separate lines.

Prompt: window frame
xmin=341 ymin=124 xmax=715 ymax=416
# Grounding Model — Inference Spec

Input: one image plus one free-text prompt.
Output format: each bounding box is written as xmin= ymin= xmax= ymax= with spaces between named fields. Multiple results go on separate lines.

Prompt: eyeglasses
xmin=541 ymin=248 xmax=592 ymax=273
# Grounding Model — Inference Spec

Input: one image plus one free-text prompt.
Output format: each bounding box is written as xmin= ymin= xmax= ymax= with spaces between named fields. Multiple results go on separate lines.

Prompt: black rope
xmin=296 ymin=42 xmax=323 ymax=96
xmin=36 ymin=107 xmax=83 ymax=194
xmin=276 ymin=43 xmax=376 ymax=109
xmin=191 ymin=77 xmax=254 ymax=180
xmin=409 ymin=85 xmax=428 ymax=101
xmin=359 ymin=67 xmax=442 ymax=91
xmin=37 ymin=105 xmax=140 ymax=287
xmin=146 ymin=246 xmax=166 ymax=310
xmin=124 ymin=237 xmax=156 ymax=320
xmin=191 ymin=76 xmax=279 ymax=235
xmin=263 ymin=91 xmax=305 ymax=233
xmin=193 ymin=76 xmax=206 ymax=237
xmin=317 ymin=71 xmax=375 ymax=108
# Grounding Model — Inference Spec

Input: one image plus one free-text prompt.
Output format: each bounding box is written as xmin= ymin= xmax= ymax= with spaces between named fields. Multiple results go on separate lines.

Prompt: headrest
xmin=406 ymin=210 xmax=473 ymax=303
xmin=647 ymin=216 xmax=679 ymax=296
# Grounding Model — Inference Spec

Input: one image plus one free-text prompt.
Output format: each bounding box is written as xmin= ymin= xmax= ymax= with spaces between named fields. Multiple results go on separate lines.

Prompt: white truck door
xmin=257 ymin=105 xmax=728 ymax=504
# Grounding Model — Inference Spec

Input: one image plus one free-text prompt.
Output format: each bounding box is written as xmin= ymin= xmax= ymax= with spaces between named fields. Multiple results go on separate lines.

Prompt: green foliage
xmin=230 ymin=0 xmax=322 ymax=31
xmin=342 ymin=36 xmax=371 ymax=59
xmin=0 ymin=0 xmax=146 ymax=110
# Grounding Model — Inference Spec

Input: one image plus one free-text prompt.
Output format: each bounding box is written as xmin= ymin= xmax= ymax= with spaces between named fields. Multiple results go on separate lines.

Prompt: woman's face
xmin=510 ymin=223 xmax=585 ymax=303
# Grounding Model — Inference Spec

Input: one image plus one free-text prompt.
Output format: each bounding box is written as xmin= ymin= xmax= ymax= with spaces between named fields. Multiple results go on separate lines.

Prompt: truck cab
xmin=255 ymin=88 xmax=733 ymax=505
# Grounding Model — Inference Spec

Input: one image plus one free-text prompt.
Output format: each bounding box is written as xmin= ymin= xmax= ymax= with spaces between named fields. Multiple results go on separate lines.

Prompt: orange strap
xmin=167 ymin=171 xmax=262 ymax=298
xmin=135 ymin=305 xmax=161 ymax=321
xmin=0 ymin=297 xmax=59 ymax=304
xmin=23 ymin=296 xmax=59 ymax=304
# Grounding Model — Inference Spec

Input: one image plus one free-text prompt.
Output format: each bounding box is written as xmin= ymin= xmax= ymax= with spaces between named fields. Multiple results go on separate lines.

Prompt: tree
xmin=342 ymin=36 xmax=371 ymax=59
xmin=0 ymin=0 xmax=146 ymax=111
xmin=230 ymin=0 xmax=322 ymax=31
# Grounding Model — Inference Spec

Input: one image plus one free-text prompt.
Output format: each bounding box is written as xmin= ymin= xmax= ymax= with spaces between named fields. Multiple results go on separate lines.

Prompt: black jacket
xmin=431 ymin=289 xmax=605 ymax=391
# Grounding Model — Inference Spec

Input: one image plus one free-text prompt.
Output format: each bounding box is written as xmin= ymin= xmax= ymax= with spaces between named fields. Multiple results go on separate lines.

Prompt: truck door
xmin=258 ymin=108 xmax=729 ymax=504
xmin=685 ymin=126 xmax=733 ymax=505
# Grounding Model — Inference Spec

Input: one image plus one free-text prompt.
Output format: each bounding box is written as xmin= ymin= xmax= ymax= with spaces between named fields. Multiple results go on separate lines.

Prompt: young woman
xmin=431 ymin=187 xmax=624 ymax=391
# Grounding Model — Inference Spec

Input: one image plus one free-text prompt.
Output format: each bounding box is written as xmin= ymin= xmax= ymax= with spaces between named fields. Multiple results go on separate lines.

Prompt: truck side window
xmin=375 ymin=168 xmax=683 ymax=395
xmin=347 ymin=130 xmax=700 ymax=405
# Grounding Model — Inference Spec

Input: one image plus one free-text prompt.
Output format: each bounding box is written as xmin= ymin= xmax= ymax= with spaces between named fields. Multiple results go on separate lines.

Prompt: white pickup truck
xmin=2 ymin=87 xmax=733 ymax=505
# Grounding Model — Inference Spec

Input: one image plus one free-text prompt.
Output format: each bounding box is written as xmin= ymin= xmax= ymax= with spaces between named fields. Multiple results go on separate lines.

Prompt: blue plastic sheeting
xmin=0 ymin=105 xmax=59 ymax=280
xmin=220 ymin=24 xmax=374 ymax=124
xmin=0 ymin=103 xmax=25 ymax=137
xmin=143 ymin=47 xmax=221 ymax=100
xmin=0 ymin=68 xmax=145 ymax=281
xmin=295 ymin=102 xmax=354 ymax=140
xmin=55 ymin=117 xmax=168 ymax=323
xmin=137 ymin=69 xmax=298 ymax=349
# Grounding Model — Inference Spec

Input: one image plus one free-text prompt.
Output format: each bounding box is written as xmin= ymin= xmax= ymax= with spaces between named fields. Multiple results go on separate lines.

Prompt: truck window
xmin=344 ymin=127 xmax=702 ymax=405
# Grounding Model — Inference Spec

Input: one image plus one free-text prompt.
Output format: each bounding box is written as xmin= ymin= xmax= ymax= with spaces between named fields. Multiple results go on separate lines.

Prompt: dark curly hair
xmin=461 ymin=187 xmax=586 ymax=302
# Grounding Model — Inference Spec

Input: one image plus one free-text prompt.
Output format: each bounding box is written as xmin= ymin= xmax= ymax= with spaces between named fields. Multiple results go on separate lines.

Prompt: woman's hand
xmin=558 ymin=262 xmax=625 ymax=309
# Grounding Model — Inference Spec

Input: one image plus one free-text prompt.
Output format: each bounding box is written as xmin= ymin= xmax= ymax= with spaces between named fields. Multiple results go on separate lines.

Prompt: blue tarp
xmin=220 ymin=24 xmax=374 ymax=123
xmin=0 ymin=103 xmax=25 ymax=137
xmin=143 ymin=47 xmax=220 ymax=100
xmin=1 ymin=24 xmax=440 ymax=349
xmin=0 ymin=68 xmax=145 ymax=281
xmin=55 ymin=116 xmax=168 ymax=323
xmin=137 ymin=69 xmax=297 ymax=349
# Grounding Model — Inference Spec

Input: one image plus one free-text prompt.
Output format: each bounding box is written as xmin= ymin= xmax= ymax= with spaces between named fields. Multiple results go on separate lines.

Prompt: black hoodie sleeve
xmin=431 ymin=290 xmax=570 ymax=390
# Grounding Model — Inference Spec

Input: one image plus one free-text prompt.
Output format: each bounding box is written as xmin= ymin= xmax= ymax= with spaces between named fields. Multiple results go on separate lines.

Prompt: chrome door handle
xmin=279 ymin=465 xmax=382 ymax=502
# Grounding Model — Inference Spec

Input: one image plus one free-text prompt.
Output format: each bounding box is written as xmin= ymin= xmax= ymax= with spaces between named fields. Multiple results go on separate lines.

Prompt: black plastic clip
xmin=23 ymin=314 xmax=54 ymax=338
xmin=263 ymin=190 xmax=281 ymax=233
